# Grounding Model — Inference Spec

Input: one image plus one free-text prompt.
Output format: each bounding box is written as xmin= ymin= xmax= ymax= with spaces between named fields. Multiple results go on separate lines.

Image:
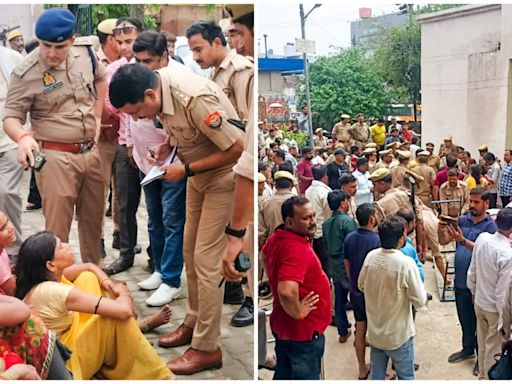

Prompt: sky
xmin=257 ymin=3 xmax=400 ymax=57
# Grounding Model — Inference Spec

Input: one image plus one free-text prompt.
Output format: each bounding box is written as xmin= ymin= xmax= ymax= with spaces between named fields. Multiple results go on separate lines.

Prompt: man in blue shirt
xmin=396 ymin=208 xmax=425 ymax=282
xmin=499 ymin=149 xmax=512 ymax=207
xmin=439 ymin=187 xmax=496 ymax=376
xmin=344 ymin=203 xmax=381 ymax=379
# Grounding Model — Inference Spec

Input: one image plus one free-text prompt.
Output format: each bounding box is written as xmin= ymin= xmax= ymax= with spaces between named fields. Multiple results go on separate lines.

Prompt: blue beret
xmin=35 ymin=8 xmax=76 ymax=43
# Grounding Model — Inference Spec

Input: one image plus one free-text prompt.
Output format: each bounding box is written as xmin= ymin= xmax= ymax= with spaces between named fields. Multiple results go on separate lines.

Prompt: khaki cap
xmin=405 ymin=169 xmax=425 ymax=183
xmin=369 ymin=168 xmax=391 ymax=182
xmin=425 ymin=142 xmax=435 ymax=148
xmin=258 ymin=121 xmax=264 ymax=126
xmin=258 ymin=173 xmax=266 ymax=183
xmin=386 ymin=142 xmax=400 ymax=149
xmin=274 ymin=170 xmax=295 ymax=182
xmin=417 ymin=150 xmax=430 ymax=157
xmin=341 ymin=114 xmax=350 ymax=119
xmin=444 ymin=136 xmax=452 ymax=142
xmin=6 ymin=29 xmax=22 ymax=41
xmin=315 ymin=128 xmax=324 ymax=134
xmin=224 ymin=4 xmax=253 ymax=20
xmin=397 ymin=150 xmax=411 ymax=160
xmin=478 ymin=144 xmax=488 ymax=151
xmin=363 ymin=148 xmax=376 ymax=154
xmin=335 ymin=143 xmax=345 ymax=149
xmin=365 ymin=143 xmax=377 ymax=149
xmin=379 ymin=149 xmax=392 ymax=156
xmin=97 ymin=18 xmax=117 ymax=35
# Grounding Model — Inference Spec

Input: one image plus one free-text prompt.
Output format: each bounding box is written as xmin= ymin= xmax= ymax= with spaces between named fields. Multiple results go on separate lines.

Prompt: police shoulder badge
xmin=42 ymin=71 xmax=63 ymax=94
xmin=204 ymin=111 xmax=222 ymax=129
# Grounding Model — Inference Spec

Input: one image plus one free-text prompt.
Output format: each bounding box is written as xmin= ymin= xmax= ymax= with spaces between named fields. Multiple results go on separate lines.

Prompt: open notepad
xmin=140 ymin=147 xmax=180 ymax=187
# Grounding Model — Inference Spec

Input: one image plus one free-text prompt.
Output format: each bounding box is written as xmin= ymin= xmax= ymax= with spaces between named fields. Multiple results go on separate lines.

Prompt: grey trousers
xmin=0 ymin=148 xmax=23 ymax=254
xmin=258 ymin=309 xmax=267 ymax=366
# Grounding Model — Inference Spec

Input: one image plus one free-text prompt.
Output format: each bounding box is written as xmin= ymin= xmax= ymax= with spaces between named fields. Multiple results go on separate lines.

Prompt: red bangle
xmin=18 ymin=131 xmax=32 ymax=142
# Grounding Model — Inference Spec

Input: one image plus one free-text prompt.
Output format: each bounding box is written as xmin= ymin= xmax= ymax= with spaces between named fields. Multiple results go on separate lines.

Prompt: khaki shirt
xmin=157 ymin=65 xmax=243 ymax=178
xmin=4 ymin=45 xmax=107 ymax=143
xmin=439 ymin=180 xmax=469 ymax=217
xmin=375 ymin=187 xmax=423 ymax=221
xmin=411 ymin=164 xmax=436 ymax=197
xmin=347 ymin=196 xmax=357 ymax=220
xmin=376 ymin=160 xmax=391 ymax=170
xmin=368 ymin=160 xmax=378 ymax=174
xmin=391 ymin=164 xmax=409 ymax=188
xmin=349 ymin=122 xmax=370 ymax=143
xmin=313 ymin=135 xmax=328 ymax=147
xmin=211 ymin=49 xmax=253 ymax=121
xmin=427 ymin=154 xmax=441 ymax=173
xmin=332 ymin=122 xmax=352 ymax=146
xmin=258 ymin=190 xmax=295 ymax=246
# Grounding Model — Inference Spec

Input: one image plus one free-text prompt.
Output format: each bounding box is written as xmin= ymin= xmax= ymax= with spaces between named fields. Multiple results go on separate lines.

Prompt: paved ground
xmin=259 ymin=253 xmax=479 ymax=380
xmin=18 ymin=172 xmax=253 ymax=380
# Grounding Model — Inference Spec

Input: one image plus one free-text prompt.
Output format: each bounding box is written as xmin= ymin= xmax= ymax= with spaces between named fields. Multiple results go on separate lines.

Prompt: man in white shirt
xmin=305 ymin=164 xmax=332 ymax=276
xmin=353 ymin=157 xmax=373 ymax=206
xmin=467 ymin=207 xmax=512 ymax=379
xmin=359 ymin=215 xmax=427 ymax=380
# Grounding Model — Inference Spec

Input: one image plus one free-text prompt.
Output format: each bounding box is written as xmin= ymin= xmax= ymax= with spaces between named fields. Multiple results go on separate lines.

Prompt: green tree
xmin=300 ymin=48 xmax=391 ymax=130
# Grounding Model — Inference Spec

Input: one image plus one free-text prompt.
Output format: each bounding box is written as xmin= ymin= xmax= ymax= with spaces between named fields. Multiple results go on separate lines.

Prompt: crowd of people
xmin=257 ymin=111 xmax=512 ymax=379
xmin=0 ymin=4 xmax=254 ymax=380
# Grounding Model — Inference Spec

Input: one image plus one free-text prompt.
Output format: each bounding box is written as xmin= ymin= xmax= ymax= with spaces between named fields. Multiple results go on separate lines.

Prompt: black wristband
xmin=225 ymin=224 xmax=246 ymax=238
xmin=184 ymin=163 xmax=194 ymax=177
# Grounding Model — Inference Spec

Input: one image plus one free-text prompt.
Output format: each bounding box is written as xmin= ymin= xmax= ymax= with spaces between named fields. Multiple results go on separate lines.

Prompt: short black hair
xmin=275 ymin=178 xmax=293 ymax=190
xmin=484 ymin=152 xmax=496 ymax=163
xmin=312 ymin=164 xmax=327 ymax=181
xmin=109 ymin=64 xmax=158 ymax=109
xmin=278 ymin=161 xmax=293 ymax=173
xmin=116 ymin=17 xmax=143 ymax=32
xmin=233 ymin=11 xmax=253 ymax=33
xmin=339 ymin=174 xmax=357 ymax=186
xmin=447 ymin=168 xmax=458 ymax=177
xmin=378 ymin=216 xmax=407 ymax=249
xmin=356 ymin=203 xmax=375 ymax=226
xmin=356 ymin=157 xmax=369 ymax=168
xmin=302 ymin=146 xmax=313 ymax=156
xmin=327 ymin=190 xmax=351 ymax=211
xmin=378 ymin=118 xmax=385 ymax=123
xmin=258 ymin=161 xmax=269 ymax=173
xmin=97 ymin=31 xmax=108 ymax=46
xmin=496 ymin=207 xmax=512 ymax=231
xmin=133 ymin=30 xmax=168 ymax=57
xmin=274 ymin=149 xmax=286 ymax=161
xmin=446 ymin=154 xmax=458 ymax=169
xmin=163 ymin=31 xmax=177 ymax=42
xmin=395 ymin=207 xmax=415 ymax=224
xmin=282 ymin=196 xmax=309 ymax=222
xmin=470 ymin=187 xmax=490 ymax=201
xmin=186 ymin=20 xmax=226 ymax=46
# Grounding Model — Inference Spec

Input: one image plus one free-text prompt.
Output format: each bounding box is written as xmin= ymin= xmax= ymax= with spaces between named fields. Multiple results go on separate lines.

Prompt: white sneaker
xmin=146 ymin=284 xmax=182 ymax=307
xmin=137 ymin=272 xmax=162 ymax=291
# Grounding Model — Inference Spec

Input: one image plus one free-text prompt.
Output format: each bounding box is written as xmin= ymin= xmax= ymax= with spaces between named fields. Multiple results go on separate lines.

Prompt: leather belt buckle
xmin=78 ymin=141 xmax=93 ymax=154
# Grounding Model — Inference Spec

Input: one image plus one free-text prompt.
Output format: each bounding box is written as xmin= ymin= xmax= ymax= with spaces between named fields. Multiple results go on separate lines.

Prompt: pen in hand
xmin=146 ymin=146 xmax=161 ymax=166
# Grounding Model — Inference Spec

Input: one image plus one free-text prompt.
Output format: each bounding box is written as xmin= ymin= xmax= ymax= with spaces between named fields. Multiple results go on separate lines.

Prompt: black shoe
xmin=473 ymin=360 xmax=479 ymax=376
xmin=448 ymin=349 xmax=475 ymax=363
xmin=258 ymin=282 xmax=272 ymax=299
xmin=112 ymin=231 xmax=120 ymax=250
xmin=427 ymin=293 xmax=433 ymax=301
xmin=134 ymin=244 xmax=142 ymax=254
xmin=105 ymin=205 xmax=112 ymax=217
xmin=414 ymin=363 xmax=419 ymax=371
xmin=223 ymin=281 xmax=244 ymax=305
xmin=230 ymin=297 xmax=254 ymax=327
xmin=105 ymin=257 xmax=133 ymax=275
xmin=100 ymin=239 xmax=106 ymax=259
xmin=345 ymin=301 xmax=353 ymax=311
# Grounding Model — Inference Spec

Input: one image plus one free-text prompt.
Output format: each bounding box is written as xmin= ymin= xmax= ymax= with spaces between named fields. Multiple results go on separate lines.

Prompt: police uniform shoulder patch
xmin=231 ymin=53 xmax=254 ymax=72
xmin=204 ymin=111 xmax=222 ymax=129
xmin=13 ymin=50 xmax=39 ymax=78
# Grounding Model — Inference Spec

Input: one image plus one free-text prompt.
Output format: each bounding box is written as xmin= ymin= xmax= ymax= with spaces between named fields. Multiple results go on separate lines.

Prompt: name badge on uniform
xmin=204 ymin=111 xmax=222 ymax=129
xmin=42 ymin=71 xmax=64 ymax=94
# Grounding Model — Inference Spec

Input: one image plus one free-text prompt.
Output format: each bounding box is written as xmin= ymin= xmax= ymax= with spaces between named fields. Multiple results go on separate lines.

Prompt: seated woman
xmin=15 ymin=231 xmax=173 ymax=380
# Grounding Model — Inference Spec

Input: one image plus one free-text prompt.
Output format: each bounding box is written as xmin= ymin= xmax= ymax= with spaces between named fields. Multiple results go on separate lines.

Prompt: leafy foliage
xmin=281 ymin=129 xmax=309 ymax=148
xmin=300 ymin=48 xmax=391 ymax=130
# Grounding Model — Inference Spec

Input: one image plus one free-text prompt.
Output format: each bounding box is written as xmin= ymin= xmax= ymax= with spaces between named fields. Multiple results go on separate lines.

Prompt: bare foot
xmin=358 ymin=364 xmax=370 ymax=380
xmin=139 ymin=304 xmax=172 ymax=332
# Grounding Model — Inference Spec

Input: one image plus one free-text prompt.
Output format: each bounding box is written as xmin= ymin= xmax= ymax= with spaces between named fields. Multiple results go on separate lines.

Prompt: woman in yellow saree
xmin=14 ymin=231 xmax=173 ymax=380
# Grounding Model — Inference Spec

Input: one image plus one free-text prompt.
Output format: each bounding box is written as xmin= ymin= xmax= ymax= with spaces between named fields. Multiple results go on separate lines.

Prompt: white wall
xmin=0 ymin=4 xmax=43 ymax=43
xmin=420 ymin=5 xmax=510 ymax=157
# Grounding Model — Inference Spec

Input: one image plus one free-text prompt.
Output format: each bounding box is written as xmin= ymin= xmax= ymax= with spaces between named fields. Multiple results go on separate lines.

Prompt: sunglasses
xmin=113 ymin=26 xmax=137 ymax=36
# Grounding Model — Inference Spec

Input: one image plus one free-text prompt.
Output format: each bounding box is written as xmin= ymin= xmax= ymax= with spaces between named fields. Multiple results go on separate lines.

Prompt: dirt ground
xmin=258 ymin=253 xmax=479 ymax=380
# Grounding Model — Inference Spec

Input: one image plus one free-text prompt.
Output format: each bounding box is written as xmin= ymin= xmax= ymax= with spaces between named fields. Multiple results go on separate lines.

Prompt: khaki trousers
xmin=418 ymin=194 xmax=431 ymax=208
xmin=422 ymin=208 xmax=441 ymax=257
xmin=475 ymin=304 xmax=501 ymax=379
xmin=36 ymin=148 xmax=104 ymax=264
xmin=97 ymin=140 xmax=119 ymax=233
xmin=183 ymin=170 xmax=235 ymax=351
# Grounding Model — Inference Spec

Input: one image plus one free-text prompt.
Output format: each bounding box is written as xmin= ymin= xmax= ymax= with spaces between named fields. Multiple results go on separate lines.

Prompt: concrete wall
xmin=0 ymin=4 xmax=43 ymax=44
xmin=258 ymin=72 xmax=284 ymax=96
xmin=419 ymin=4 xmax=511 ymax=157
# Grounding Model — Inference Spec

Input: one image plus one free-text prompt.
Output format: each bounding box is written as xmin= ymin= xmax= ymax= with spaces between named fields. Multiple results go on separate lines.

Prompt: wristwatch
xmin=184 ymin=163 xmax=195 ymax=177
xmin=459 ymin=238 xmax=466 ymax=246
xmin=225 ymin=224 xmax=246 ymax=238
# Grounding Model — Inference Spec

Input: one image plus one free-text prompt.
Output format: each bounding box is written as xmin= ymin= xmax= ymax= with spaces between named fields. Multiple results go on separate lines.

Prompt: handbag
xmin=488 ymin=345 xmax=512 ymax=380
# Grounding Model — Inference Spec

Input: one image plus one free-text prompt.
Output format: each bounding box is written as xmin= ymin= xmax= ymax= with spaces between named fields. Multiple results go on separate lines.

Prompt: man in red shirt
xmin=433 ymin=154 xmax=465 ymax=201
xmin=262 ymin=196 xmax=331 ymax=379
xmin=402 ymin=122 xmax=413 ymax=144
xmin=297 ymin=146 xmax=314 ymax=196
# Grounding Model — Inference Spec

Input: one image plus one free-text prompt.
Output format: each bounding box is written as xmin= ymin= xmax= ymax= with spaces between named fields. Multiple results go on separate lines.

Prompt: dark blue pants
xmin=140 ymin=171 xmax=186 ymax=287
xmin=455 ymin=287 xmax=477 ymax=352
xmin=28 ymin=168 xmax=41 ymax=206
xmin=334 ymin=281 xmax=350 ymax=336
xmin=274 ymin=333 xmax=325 ymax=380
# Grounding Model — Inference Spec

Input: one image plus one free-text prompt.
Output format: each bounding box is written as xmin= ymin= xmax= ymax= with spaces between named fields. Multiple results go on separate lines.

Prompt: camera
xmin=32 ymin=150 xmax=46 ymax=172
xmin=234 ymin=252 xmax=251 ymax=272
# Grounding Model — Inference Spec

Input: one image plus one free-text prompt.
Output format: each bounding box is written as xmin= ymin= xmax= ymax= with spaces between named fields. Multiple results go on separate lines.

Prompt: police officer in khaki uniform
xmin=376 ymin=149 xmax=393 ymax=169
xmin=349 ymin=112 xmax=370 ymax=150
xmin=109 ymin=62 xmax=244 ymax=375
xmin=4 ymin=8 xmax=107 ymax=265
xmin=390 ymin=150 xmax=411 ymax=188
xmin=411 ymin=151 xmax=436 ymax=206
xmin=332 ymin=114 xmax=353 ymax=149
xmin=426 ymin=142 xmax=441 ymax=173
xmin=186 ymin=20 xmax=253 ymax=121
xmin=439 ymin=169 xmax=470 ymax=217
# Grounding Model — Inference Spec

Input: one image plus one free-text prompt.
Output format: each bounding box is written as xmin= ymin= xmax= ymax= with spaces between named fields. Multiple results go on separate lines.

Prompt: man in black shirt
xmin=327 ymin=149 xmax=349 ymax=189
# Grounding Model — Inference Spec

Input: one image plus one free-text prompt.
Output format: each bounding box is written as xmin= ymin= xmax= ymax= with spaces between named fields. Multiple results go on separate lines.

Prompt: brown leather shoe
xmin=167 ymin=347 xmax=222 ymax=375
xmin=158 ymin=324 xmax=193 ymax=348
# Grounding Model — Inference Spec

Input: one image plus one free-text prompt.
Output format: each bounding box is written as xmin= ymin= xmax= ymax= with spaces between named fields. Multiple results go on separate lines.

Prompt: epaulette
xmin=231 ymin=53 xmax=253 ymax=72
xmin=13 ymin=49 xmax=39 ymax=78
xmin=74 ymin=35 xmax=100 ymax=52
xmin=173 ymin=88 xmax=194 ymax=110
